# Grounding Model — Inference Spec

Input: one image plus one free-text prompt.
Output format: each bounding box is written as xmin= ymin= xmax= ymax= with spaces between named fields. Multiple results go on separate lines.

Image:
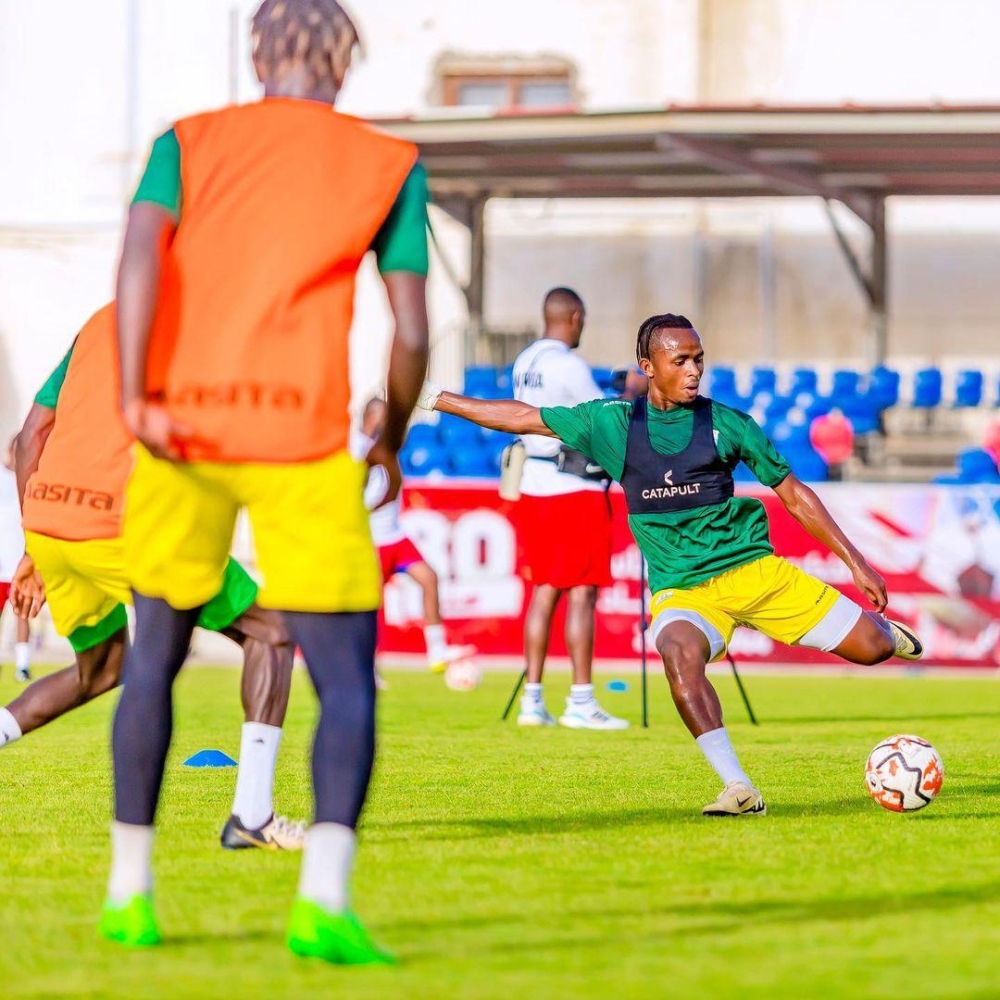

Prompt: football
xmin=865 ymin=734 xmax=944 ymax=812
xmin=444 ymin=657 xmax=483 ymax=692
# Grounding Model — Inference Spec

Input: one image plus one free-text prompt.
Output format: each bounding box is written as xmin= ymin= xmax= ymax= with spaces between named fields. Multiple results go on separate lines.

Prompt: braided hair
xmin=251 ymin=0 xmax=361 ymax=92
xmin=635 ymin=313 xmax=694 ymax=364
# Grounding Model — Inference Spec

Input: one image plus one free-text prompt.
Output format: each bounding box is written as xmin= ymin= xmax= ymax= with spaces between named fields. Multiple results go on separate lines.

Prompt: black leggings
xmin=112 ymin=595 xmax=378 ymax=829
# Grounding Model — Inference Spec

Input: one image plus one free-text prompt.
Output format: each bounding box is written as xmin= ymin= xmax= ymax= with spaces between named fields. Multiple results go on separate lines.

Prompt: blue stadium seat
xmin=463 ymin=366 xmax=500 ymax=396
xmin=437 ymin=414 xmax=482 ymax=447
xmin=402 ymin=443 xmax=451 ymax=477
xmin=592 ymin=367 xmax=614 ymax=391
xmin=750 ymin=367 xmax=777 ymax=397
xmin=838 ymin=397 xmax=881 ymax=435
xmin=707 ymin=367 xmax=737 ymax=396
xmin=831 ymin=370 xmax=861 ymax=398
xmin=868 ymin=367 xmax=901 ymax=409
xmin=954 ymin=370 xmax=984 ymax=408
xmin=955 ymin=448 xmax=1000 ymax=483
xmin=912 ymin=368 xmax=943 ymax=409
xmin=732 ymin=461 xmax=756 ymax=483
xmin=450 ymin=447 xmax=498 ymax=477
xmin=784 ymin=446 xmax=829 ymax=482
xmin=790 ymin=368 xmax=818 ymax=397
xmin=497 ymin=366 xmax=514 ymax=394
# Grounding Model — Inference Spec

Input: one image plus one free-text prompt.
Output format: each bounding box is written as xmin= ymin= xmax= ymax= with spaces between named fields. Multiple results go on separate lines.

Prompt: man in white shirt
xmin=511 ymin=288 xmax=626 ymax=730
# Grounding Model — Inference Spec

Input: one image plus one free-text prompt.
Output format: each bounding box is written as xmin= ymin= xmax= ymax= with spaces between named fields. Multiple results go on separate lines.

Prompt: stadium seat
xmin=463 ymin=366 xmax=500 ymax=396
xmin=912 ymin=368 xmax=943 ymax=409
xmin=784 ymin=446 xmax=829 ymax=482
xmin=402 ymin=422 xmax=441 ymax=457
xmin=592 ymin=367 xmax=614 ymax=391
xmin=402 ymin=443 xmax=451 ymax=477
xmin=837 ymin=396 xmax=881 ymax=435
xmin=953 ymin=370 xmax=984 ymax=408
xmin=868 ymin=367 xmax=901 ymax=409
xmin=955 ymin=448 xmax=1000 ymax=483
xmin=831 ymin=370 xmax=861 ymax=398
xmin=707 ymin=366 xmax=737 ymax=396
xmin=790 ymin=368 xmax=819 ymax=397
xmin=437 ymin=414 xmax=482 ymax=447
xmin=750 ymin=367 xmax=777 ymax=397
xmin=451 ymin=447 xmax=498 ymax=477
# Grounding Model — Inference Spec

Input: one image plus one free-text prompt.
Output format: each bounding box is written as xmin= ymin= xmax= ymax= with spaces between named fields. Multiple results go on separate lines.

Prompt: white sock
xmin=0 ymin=707 xmax=22 ymax=747
xmin=695 ymin=727 xmax=752 ymax=787
xmin=298 ymin=823 xmax=356 ymax=913
xmin=523 ymin=682 xmax=543 ymax=704
xmin=15 ymin=642 xmax=30 ymax=671
xmin=232 ymin=722 xmax=282 ymax=829
xmin=570 ymin=683 xmax=594 ymax=706
xmin=108 ymin=822 xmax=154 ymax=904
xmin=424 ymin=623 xmax=447 ymax=664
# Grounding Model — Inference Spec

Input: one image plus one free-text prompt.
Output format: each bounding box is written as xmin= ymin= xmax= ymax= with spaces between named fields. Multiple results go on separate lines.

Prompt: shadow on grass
xmin=389 ymin=880 xmax=1000 ymax=957
xmin=762 ymin=711 xmax=1000 ymax=726
xmin=367 ymin=797 xmax=877 ymax=842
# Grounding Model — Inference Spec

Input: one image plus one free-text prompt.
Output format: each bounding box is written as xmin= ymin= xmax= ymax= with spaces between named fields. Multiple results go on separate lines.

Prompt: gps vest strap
xmin=620 ymin=396 xmax=734 ymax=514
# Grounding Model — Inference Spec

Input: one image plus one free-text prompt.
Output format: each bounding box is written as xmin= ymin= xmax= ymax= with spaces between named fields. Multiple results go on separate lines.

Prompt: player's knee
xmin=658 ymin=636 xmax=705 ymax=681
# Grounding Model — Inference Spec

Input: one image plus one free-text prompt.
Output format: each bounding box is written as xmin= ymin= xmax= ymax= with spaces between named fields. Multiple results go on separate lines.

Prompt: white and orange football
xmin=865 ymin=734 xmax=944 ymax=812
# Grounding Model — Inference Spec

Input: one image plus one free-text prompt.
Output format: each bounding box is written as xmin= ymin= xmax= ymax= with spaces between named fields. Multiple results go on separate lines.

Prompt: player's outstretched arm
xmin=772 ymin=473 xmax=887 ymax=611
xmin=13 ymin=405 xmax=55 ymax=508
xmin=424 ymin=385 xmax=555 ymax=437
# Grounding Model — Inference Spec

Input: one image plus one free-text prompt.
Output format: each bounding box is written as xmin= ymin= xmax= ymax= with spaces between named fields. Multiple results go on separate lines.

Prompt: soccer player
xmin=1 ymin=438 xmax=32 ymax=682
xmin=510 ymin=288 xmax=626 ymax=730
xmin=418 ymin=313 xmax=923 ymax=817
xmin=361 ymin=398 xmax=468 ymax=674
xmin=105 ymin=0 xmax=429 ymax=963
xmin=3 ymin=304 xmax=302 ymax=851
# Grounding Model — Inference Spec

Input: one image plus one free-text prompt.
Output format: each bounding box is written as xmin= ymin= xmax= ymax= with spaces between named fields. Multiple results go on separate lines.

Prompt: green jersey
xmin=540 ymin=398 xmax=791 ymax=593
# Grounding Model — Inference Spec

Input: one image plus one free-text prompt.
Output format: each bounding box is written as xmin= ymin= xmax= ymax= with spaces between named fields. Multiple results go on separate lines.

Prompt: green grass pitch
xmin=3 ymin=664 xmax=1000 ymax=999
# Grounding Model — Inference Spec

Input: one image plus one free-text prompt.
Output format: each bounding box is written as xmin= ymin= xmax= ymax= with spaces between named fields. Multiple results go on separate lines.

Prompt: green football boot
xmin=286 ymin=898 xmax=395 ymax=966
xmin=98 ymin=894 xmax=162 ymax=947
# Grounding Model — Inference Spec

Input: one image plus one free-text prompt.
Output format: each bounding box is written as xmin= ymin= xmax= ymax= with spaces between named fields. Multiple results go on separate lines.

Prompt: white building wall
xmin=2 ymin=0 xmax=1000 ymax=442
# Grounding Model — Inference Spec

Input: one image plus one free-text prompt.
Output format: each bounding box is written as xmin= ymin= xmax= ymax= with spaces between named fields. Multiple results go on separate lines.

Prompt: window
xmin=435 ymin=55 xmax=577 ymax=112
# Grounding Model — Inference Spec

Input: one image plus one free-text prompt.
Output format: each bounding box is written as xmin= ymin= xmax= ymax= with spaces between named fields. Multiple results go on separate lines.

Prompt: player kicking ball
xmin=3 ymin=304 xmax=303 ymax=854
xmin=418 ymin=313 xmax=922 ymax=817
xmin=361 ymin=398 xmax=472 ymax=675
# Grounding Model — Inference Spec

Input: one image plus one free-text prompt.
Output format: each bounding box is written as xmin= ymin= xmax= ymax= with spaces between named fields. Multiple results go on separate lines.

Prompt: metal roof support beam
xmin=822 ymin=197 xmax=888 ymax=366
xmin=870 ymin=196 xmax=888 ymax=368
xmin=465 ymin=193 xmax=488 ymax=364
xmin=662 ymin=133 xmax=874 ymax=225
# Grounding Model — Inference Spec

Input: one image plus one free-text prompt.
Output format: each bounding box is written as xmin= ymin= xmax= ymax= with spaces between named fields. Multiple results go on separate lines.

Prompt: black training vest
xmin=620 ymin=396 xmax=735 ymax=515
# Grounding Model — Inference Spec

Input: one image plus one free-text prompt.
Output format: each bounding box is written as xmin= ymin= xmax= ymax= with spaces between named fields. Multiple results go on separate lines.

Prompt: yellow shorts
xmin=123 ymin=446 xmax=380 ymax=613
xmin=649 ymin=555 xmax=846 ymax=661
xmin=25 ymin=531 xmax=131 ymax=649
xmin=25 ymin=530 xmax=260 ymax=652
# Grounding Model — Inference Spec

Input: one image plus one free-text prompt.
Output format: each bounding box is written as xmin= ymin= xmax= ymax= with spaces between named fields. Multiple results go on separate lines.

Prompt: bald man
xmin=510 ymin=288 xmax=627 ymax=730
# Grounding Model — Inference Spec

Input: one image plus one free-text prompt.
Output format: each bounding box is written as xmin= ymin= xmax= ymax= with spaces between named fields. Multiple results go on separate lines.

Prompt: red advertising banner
xmin=379 ymin=481 xmax=1000 ymax=668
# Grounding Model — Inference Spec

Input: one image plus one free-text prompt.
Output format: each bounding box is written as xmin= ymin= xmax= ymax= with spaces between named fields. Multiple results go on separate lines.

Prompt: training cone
xmin=183 ymin=749 xmax=237 ymax=768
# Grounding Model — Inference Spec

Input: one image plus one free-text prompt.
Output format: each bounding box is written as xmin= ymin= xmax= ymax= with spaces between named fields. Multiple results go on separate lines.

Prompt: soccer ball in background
xmin=865 ymin=734 xmax=944 ymax=812
xmin=444 ymin=657 xmax=482 ymax=692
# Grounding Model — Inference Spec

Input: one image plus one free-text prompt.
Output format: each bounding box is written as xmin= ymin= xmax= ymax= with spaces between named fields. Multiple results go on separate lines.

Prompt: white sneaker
xmin=558 ymin=700 xmax=629 ymax=730
xmin=702 ymin=780 xmax=767 ymax=817
xmin=517 ymin=700 xmax=556 ymax=726
xmin=15 ymin=666 xmax=31 ymax=683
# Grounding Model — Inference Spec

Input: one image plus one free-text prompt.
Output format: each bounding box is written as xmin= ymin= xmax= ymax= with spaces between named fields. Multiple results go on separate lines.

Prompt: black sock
xmin=112 ymin=594 xmax=201 ymax=826
xmin=282 ymin=611 xmax=378 ymax=828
